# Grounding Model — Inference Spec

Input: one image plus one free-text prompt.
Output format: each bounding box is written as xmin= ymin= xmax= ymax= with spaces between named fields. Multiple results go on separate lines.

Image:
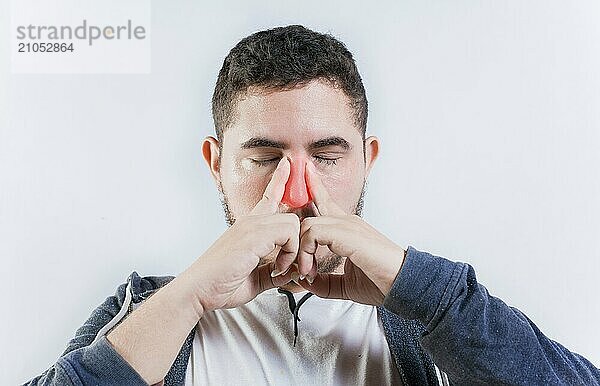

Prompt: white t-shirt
xmin=184 ymin=287 xmax=403 ymax=385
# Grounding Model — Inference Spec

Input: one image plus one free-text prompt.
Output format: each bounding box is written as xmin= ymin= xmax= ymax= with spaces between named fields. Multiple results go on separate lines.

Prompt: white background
xmin=1 ymin=1 xmax=599 ymax=384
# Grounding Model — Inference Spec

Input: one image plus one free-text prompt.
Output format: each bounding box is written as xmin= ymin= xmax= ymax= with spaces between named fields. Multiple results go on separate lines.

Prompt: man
xmin=26 ymin=25 xmax=600 ymax=386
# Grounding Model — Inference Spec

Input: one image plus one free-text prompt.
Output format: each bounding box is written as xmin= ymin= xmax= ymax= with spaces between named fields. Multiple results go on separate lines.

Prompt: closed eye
xmin=250 ymin=156 xmax=340 ymax=167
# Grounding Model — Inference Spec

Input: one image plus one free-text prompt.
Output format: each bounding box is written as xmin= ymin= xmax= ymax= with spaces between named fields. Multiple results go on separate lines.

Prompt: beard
xmin=218 ymin=179 xmax=367 ymax=274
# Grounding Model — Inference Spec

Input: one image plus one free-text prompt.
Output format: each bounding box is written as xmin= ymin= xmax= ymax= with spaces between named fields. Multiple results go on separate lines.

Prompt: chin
xmin=259 ymin=249 xmax=344 ymax=279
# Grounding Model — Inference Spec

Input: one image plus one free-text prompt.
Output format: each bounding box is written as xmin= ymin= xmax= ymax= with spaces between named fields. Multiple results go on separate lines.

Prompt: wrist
xmin=171 ymin=268 xmax=205 ymax=321
xmin=377 ymin=246 xmax=408 ymax=300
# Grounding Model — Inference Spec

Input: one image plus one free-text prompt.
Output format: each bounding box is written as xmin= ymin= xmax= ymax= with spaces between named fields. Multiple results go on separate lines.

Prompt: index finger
xmin=251 ymin=157 xmax=290 ymax=215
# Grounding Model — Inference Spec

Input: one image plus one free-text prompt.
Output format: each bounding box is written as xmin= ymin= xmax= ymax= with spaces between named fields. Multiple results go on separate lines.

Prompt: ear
xmin=202 ymin=136 xmax=222 ymax=191
xmin=363 ymin=135 xmax=379 ymax=178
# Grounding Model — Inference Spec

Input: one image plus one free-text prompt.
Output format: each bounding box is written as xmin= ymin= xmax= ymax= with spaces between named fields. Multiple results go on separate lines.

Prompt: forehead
xmin=225 ymin=80 xmax=360 ymax=146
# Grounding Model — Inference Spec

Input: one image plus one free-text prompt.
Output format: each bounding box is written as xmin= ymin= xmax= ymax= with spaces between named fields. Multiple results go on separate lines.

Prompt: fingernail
xmin=307 ymin=275 xmax=314 ymax=284
xmin=270 ymin=269 xmax=282 ymax=277
xmin=299 ymin=274 xmax=305 ymax=280
xmin=271 ymin=265 xmax=291 ymax=277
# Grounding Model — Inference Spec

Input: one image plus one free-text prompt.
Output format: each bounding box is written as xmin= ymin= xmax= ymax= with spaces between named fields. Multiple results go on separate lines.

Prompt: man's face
xmin=203 ymin=79 xmax=379 ymax=275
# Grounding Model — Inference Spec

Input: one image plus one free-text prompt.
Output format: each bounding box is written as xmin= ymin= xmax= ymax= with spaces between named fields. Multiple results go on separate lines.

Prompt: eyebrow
xmin=240 ymin=136 xmax=352 ymax=151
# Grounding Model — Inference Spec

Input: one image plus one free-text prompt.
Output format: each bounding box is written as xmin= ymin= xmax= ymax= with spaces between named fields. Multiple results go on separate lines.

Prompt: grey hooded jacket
xmin=24 ymin=246 xmax=600 ymax=385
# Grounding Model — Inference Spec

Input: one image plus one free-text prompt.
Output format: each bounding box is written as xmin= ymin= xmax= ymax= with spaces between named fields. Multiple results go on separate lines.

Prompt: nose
xmin=282 ymin=157 xmax=313 ymax=208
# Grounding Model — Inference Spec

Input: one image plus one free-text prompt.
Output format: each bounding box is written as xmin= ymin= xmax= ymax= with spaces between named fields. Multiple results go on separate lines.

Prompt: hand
xmin=283 ymin=160 xmax=407 ymax=306
xmin=188 ymin=157 xmax=299 ymax=314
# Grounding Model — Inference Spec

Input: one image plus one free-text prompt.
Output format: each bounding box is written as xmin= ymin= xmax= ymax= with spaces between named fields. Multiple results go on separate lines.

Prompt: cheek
xmin=317 ymin=163 xmax=364 ymax=212
xmin=221 ymin=159 xmax=271 ymax=216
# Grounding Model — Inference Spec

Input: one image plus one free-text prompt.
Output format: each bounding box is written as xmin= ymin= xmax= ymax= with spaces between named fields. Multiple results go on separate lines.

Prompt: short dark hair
xmin=211 ymin=25 xmax=368 ymax=145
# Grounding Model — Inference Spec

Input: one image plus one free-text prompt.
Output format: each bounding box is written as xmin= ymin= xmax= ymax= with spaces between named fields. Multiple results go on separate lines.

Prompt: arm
xmin=23 ymin=280 xmax=150 ymax=385
xmin=24 ymin=270 xmax=202 ymax=386
xmin=105 ymin=269 xmax=203 ymax=385
xmin=383 ymin=246 xmax=600 ymax=385
xmin=25 ymin=158 xmax=305 ymax=385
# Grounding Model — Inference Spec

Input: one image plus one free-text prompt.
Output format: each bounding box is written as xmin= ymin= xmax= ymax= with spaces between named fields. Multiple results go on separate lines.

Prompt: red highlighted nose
xmin=282 ymin=158 xmax=313 ymax=208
